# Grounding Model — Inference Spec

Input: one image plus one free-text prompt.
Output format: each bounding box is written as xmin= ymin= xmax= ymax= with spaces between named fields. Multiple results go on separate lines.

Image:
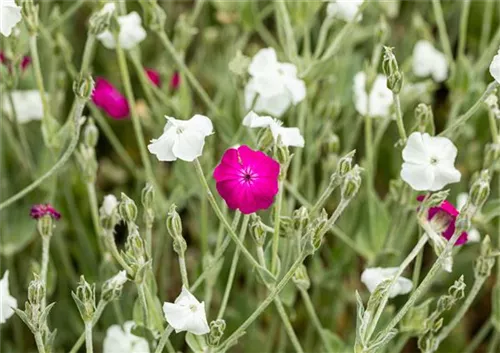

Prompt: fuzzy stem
xmin=271 ymin=179 xmax=284 ymax=274
xmin=273 ymin=298 xmax=305 ymax=353
xmin=29 ymin=35 xmax=51 ymax=123
xmin=86 ymin=183 xmax=106 ymax=256
xmin=40 ymin=235 xmax=51 ymax=310
xmin=137 ymin=283 xmax=151 ymax=334
xmin=84 ymin=321 xmax=93 ymax=353
xmin=178 ymin=253 xmax=190 ymax=288
xmin=457 ymin=0 xmax=471 ymax=59
xmin=103 ymin=231 xmax=134 ymax=275
xmin=393 ymin=93 xmax=407 ymax=142
xmin=299 ymin=288 xmax=333 ymax=353
xmin=431 ymin=0 xmax=453 ymax=62
xmin=69 ymin=301 xmax=107 ymax=353
xmin=310 ymin=177 xmax=341 ymax=215
xmin=34 ymin=331 xmax=47 ymax=353
xmin=154 ymin=326 xmax=174 ymax=353
xmin=463 ymin=318 xmax=493 ymax=353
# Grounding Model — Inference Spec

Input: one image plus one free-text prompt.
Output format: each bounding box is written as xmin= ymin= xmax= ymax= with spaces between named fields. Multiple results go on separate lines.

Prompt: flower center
xmin=189 ymin=304 xmax=197 ymax=312
xmin=176 ymin=127 xmax=185 ymax=134
xmin=430 ymin=210 xmax=453 ymax=233
xmin=240 ymin=167 xmax=256 ymax=184
xmin=430 ymin=156 xmax=439 ymax=165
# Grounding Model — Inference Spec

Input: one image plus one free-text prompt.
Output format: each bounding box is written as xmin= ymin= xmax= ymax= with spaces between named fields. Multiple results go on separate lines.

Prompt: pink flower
xmin=170 ymin=71 xmax=180 ymax=90
xmin=30 ymin=204 xmax=61 ymax=220
xmin=213 ymin=145 xmax=280 ymax=214
xmin=0 ymin=51 xmax=31 ymax=71
xmin=21 ymin=56 xmax=31 ymax=70
xmin=146 ymin=68 xmax=161 ymax=87
xmin=92 ymin=77 xmax=130 ymax=119
xmin=417 ymin=195 xmax=468 ymax=245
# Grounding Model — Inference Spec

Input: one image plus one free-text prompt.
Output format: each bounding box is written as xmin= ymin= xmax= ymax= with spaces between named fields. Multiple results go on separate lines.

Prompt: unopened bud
xmin=89 ymin=3 xmax=115 ymax=35
xmin=166 ymin=204 xmax=183 ymax=240
xmin=292 ymin=264 xmax=310 ymax=291
xmin=469 ymin=170 xmax=490 ymax=209
xmin=484 ymin=143 xmax=500 ymax=169
xmin=28 ymin=274 xmax=45 ymax=307
xmin=275 ymin=144 xmax=291 ymax=168
xmin=83 ymin=118 xmax=99 ymax=148
xmin=101 ymin=270 xmax=127 ymax=302
xmin=382 ymin=46 xmax=399 ymax=78
xmin=141 ymin=183 xmax=155 ymax=210
xmin=341 ymin=165 xmax=362 ymax=200
xmin=387 ymin=71 xmax=403 ymax=94
xmin=208 ymin=319 xmax=226 ymax=347
xmin=140 ymin=0 xmax=167 ymax=32
xmin=250 ymin=215 xmax=266 ymax=247
xmin=310 ymin=210 xmax=328 ymax=251
xmin=21 ymin=0 xmax=39 ymax=34
xmin=292 ymin=206 xmax=309 ymax=230
xmin=229 ymin=50 xmax=251 ymax=78
xmin=73 ymin=74 xmax=95 ymax=101
xmin=337 ymin=150 xmax=356 ymax=177
xmin=279 ymin=216 xmax=294 ymax=238
xmin=119 ymin=193 xmax=138 ymax=223
xmin=37 ymin=215 xmax=54 ymax=238
xmin=415 ymin=103 xmax=434 ymax=132
xmin=73 ymin=276 xmax=96 ymax=322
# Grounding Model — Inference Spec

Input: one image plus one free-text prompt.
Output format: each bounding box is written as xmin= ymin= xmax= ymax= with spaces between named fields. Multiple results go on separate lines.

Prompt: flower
xmin=2 ymin=90 xmax=43 ymax=123
xmin=101 ymin=195 xmax=119 ymax=217
xmin=96 ymin=11 xmax=146 ymax=50
xmin=162 ymin=286 xmax=210 ymax=335
xmin=412 ymin=40 xmax=448 ymax=82
xmin=213 ymin=145 xmax=280 ymax=214
xmin=170 ymin=71 xmax=181 ymax=90
xmin=353 ymin=72 xmax=393 ymax=117
xmin=401 ymin=132 xmax=461 ymax=191
xmin=0 ymin=51 xmax=31 ymax=71
xmin=244 ymin=48 xmax=306 ymax=117
xmin=108 ymin=270 xmax=127 ymax=287
xmin=146 ymin=68 xmax=161 ymax=87
xmin=490 ymin=49 xmax=500 ymax=84
xmin=1 ymin=0 xmax=22 ymax=37
xmin=326 ymin=0 xmax=364 ymax=22
xmin=30 ymin=204 xmax=61 ymax=220
xmin=243 ymin=111 xmax=305 ymax=147
xmin=148 ymin=115 xmax=213 ymax=162
xmin=360 ymin=267 xmax=412 ymax=298
xmin=92 ymin=77 xmax=130 ymax=119
xmin=103 ymin=321 xmax=150 ymax=353
xmin=0 ymin=271 xmax=17 ymax=324
xmin=456 ymin=193 xmax=480 ymax=243
xmin=417 ymin=195 xmax=468 ymax=245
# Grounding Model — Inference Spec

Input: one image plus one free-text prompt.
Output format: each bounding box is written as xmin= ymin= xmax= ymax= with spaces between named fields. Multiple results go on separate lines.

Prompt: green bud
xmin=415 ymin=103 xmax=434 ymax=132
xmin=21 ymin=0 xmax=39 ymax=34
xmin=275 ymin=144 xmax=291 ymax=169
xmin=119 ymin=193 xmax=138 ymax=223
xmin=469 ymin=170 xmax=491 ymax=209
xmin=310 ymin=210 xmax=328 ymax=251
xmin=172 ymin=237 xmax=187 ymax=255
xmin=292 ymin=264 xmax=310 ymax=291
xmin=341 ymin=165 xmax=362 ymax=200
xmin=37 ymin=215 xmax=54 ymax=238
xmin=89 ymin=3 xmax=116 ymax=35
xmin=382 ymin=46 xmax=399 ymax=78
xmin=73 ymin=276 xmax=96 ymax=322
xmin=139 ymin=0 xmax=167 ymax=32
xmin=250 ymin=215 xmax=266 ymax=246
xmin=173 ymin=13 xmax=198 ymax=52
xmin=387 ymin=71 xmax=403 ymax=94
xmin=141 ymin=183 xmax=155 ymax=210
xmin=229 ymin=50 xmax=251 ymax=77
xmin=73 ymin=74 xmax=95 ymax=101
xmin=83 ymin=118 xmax=99 ymax=148
xmin=337 ymin=150 xmax=356 ymax=177
xmin=208 ymin=319 xmax=226 ymax=347
xmin=166 ymin=204 xmax=183 ymax=240
xmin=28 ymin=274 xmax=45 ymax=307
xmin=279 ymin=216 xmax=294 ymax=238
xmin=292 ymin=206 xmax=309 ymax=231
xmin=101 ymin=271 xmax=127 ymax=302
xmin=475 ymin=235 xmax=498 ymax=279
xmin=483 ymin=143 xmax=500 ymax=169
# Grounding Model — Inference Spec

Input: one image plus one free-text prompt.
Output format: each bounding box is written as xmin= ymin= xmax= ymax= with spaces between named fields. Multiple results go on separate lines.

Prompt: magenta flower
xmin=170 ymin=71 xmax=180 ymax=90
xmin=146 ymin=68 xmax=161 ymax=87
xmin=0 ymin=51 xmax=31 ymax=71
xmin=213 ymin=145 xmax=280 ymax=214
xmin=417 ymin=195 xmax=468 ymax=245
xmin=30 ymin=204 xmax=61 ymax=220
xmin=92 ymin=77 xmax=130 ymax=119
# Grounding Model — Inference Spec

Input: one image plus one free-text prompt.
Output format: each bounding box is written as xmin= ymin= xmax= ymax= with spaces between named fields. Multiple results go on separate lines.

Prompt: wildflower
xmin=30 ymin=204 xmax=61 ymax=220
xmin=92 ymin=77 xmax=130 ymax=119
xmin=412 ymin=40 xmax=448 ymax=82
xmin=170 ymin=71 xmax=181 ymax=90
xmin=148 ymin=115 xmax=213 ymax=162
xmin=0 ymin=271 xmax=17 ymax=324
xmin=213 ymin=145 xmax=280 ymax=214
xmin=162 ymin=286 xmax=210 ymax=335
xmin=96 ymin=12 xmax=147 ymax=50
xmin=326 ymin=0 xmax=364 ymax=22
xmin=103 ymin=321 xmax=150 ymax=353
xmin=243 ymin=111 xmax=305 ymax=147
xmin=361 ymin=267 xmax=413 ymax=298
xmin=2 ymin=90 xmax=43 ymax=123
xmin=353 ymin=72 xmax=393 ymax=117
xmin=401 ymin=132 xmax=461 ymax=191
xmin=145 ymin=68 xmax=161 ymax=87
xmin=101 ymin=195 xmax=119 ymax=217
xmin=0 ymin=52 xmax=31 ymax=71
xmin=456 ymin=193 xmax=480 ymax=243
xmin=108 ymin=270 xmax=127 ymax=287
xmin=417 ymin=195 xmax=468 ymax=245
xmin=1 ymin=0 xmax=22 ymax=37
xmin=244 ymin=48 xmax=306 ymax=117
xmin=489 ymin=49 xmax=500 ymax=84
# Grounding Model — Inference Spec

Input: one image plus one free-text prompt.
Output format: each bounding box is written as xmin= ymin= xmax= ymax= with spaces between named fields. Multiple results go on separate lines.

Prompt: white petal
xmin=285 ymin=78 xmax=306 ymax=104
xmin=432 ymin=50 xmax=448 ymax=82
xmin=3 ymin=90 xmax=44 ymax=123
xmin=430 ymin=164 xmax=461 ymax=191
xmin=429 ymin=136 xmax=458 ymax=162
xmin=401 ymin=162 xmax=434 ymax=191
xmin=186 ymin=114 xmax=213 ymax=136
xmin=361 ymin=267 xmax=412 ymax=298
xmin=182 ymin=305 xmax=210 ymax=335
xmin=103 ymin=321 xmax=150 ymax=353
xmin=412 ymin=40 xmax=435 ymax=78
xmin=101 ymin=195 xmax=118 ymax=216
xmin=456 ymin=193 xmax=469 ymax=210
xmin=271 ymin=126 xmax=305 ymax=147
xmin=172 ymin=130 xmax=205 ymax=162
xmin=244 ymin=79 xmax=258 ymax=111
xmin=175 ymin=286 xmax=201 ymax=306
xmin=278 ymin=63 xmax=298 ymax=78
xmin=391 ymin=277 xmax=413 ymax=298
xmin=467 ymin=228 xmax=481 ymax=243
xmin=490 ymin=50 xmax=500 ymax=84
xmin=148 ymin=129 xmax=177 ymax=161
xmin=326 ymin=0 xmax=363 ymax=22
xmin=252 ymin=73 xmax=286 ymax=98
xmin=96 ymin=30 xmax=116 ymax=49
xmin=254 ymin=92 xmax=292 ymax=117
xmin=402 ymin=132 xmax=430 ymax=164
xmin=1 ymin=3 xmax=22 ymax=37
xmin=242 ymin=111 xmax=274 ymax=128
xmin=163 ymin=302 xmax=193 ymax=333
xmin=0 ymin=271 xmax=17 ymax=324
xmin=248 ymin=48 xmax=279 ymax=76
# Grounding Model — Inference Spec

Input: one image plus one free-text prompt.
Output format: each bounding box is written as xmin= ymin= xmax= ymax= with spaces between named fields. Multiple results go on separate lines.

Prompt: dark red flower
xmin=92 ymin=77 xmax=130 ymax=119
xmin=30 ymin=204 xmax=61 ymax=220
xmin=170 ymin=71 xmax=180 ymax=90
xmin=145 ymin=68 xmax=161 ymax=87
xmin=0 ymin=51 xmax=31 ymax=72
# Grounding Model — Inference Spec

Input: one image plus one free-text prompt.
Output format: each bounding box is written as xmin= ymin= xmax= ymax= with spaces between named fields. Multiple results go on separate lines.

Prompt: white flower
xmin=0 ymin=271 xmax=17 ymax=324
xmin=489 ymin=49 xmax=500 ymax=84
xmin=1 ymin=0 xmax=22 ymax=37
xmin=243 ymin=111 xmax=305 ymax=147
xmin=96 ymin=12 xmax=146 ymax=50
xmin=2 ymin=90 xmax=44 ymax=123
xmin=244 ymin=48 xmax=306 ymax=117
xmin=326 ymin=0 xmax=364 ymax=22
xmin=163 ymin=286 xmax=210 ymax=335
xmin=401 ymin=132 xmax=461 ymax=191
xmin=108 ymin=271 xmax=127 ymax=287
xmin=101 ymin=2 xmax=116 ymax=15
xmin=101 ymin=195 xmax=119 ymax=217
xmin=361 ymin=267 xmax=413 ymax=298
xmin=412 ymin=40 xmax=448 ymax=83
xmin=456 ymin=193 xmax=480 ymax=243
xmin=353 ymin=72 xmax=393 ymax=117
xmin=103 ymin=321 xmax=150 ymax=353
xmin=148 ymin=115 xmax=213 ymax=162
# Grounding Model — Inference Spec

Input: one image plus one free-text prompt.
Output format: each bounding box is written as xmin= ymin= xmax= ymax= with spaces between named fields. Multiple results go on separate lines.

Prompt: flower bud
xmin=387 ymin=71 xmax=403 ymax=94
xmin=89 ymin=3 xmax=115 ymax=35
xmin=28 ymin=274 xmax=45 ymax=307
xmin=37 ymin=215 xmax=54 ymax=238
xmin=83 ymin=118 xmax=99 ymax=148
xmin=166 ymin=204 xmax=183 ymax=240
xmin=119 ymin=193 xmax=138 ymax=223
xmin=275 ymin=144 xmax=291 ymax=169
xmin=341 ymin=165 xmax=362 ymax=200
xmin=292 ymin=264 xmax=310 ymax=291
xmin=310 ymin=210 xmax=328 ymax=251
xmin=469 ymin=170 xmax=491 ymax=209
xmin=279 ymin=216 xmax=294 ymax=238
xmin=21 ymin=0 xmax=39 ymax=34
xmin=336 ymin=150 xmax=356 ymax=178
xmin=292 ymin=206 xmax=309 ymax=231
xmin=483 ymin=143 xmax=500 ymax=169
xmin=73 ymin=276 xmax=96 ymax=322
xmin=250 ymin=215 xmax=267 ymax=246
xmin=141 ymin=183 xmax=155 ymax=210
xmin=101 ymin=271 xmax=127 ymax=302
xmin=173 ymin=13 xmax=198 ymax=52
xmin=382 ymin=46 xmax=399 ymax=78
xmin=73 ymin=74 xmax=95 ymax=101
xmin=229 ymin=50 xmax=251 ymax=78
xmin=208 ymin=319 xmax=226 ymax=347
xmin=415 ymin=103 xmax=434 ymax=132
xmin=100 ymin=195 xmax=120 ymax=230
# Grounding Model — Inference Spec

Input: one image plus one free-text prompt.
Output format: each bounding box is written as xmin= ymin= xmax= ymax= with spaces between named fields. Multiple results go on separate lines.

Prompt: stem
xmin=479 ymin=0 xmax=494 ymax=53
xmin=40 ymin=235 xmax=51 ymax=310
xmin=46 ymin=0 xmax=85 ymax=32
xmin=365 ymin=235 xmax=428 ymax=342
xmin=487 ymin=332 xmax=500 ymax=353
xmin=69 ymin=301 xmax=107 ymax=353
xmin=84 ymin=321 xmax=93 ymax=353
xmin=216 ymin=253 xmax=308 ymax=352
xmin=299 ymin=288 xmax=333 ymax=353
xmin=271 ymin=179 xmax=284 ymax=274
xmin=137 ymin=283 xmax=151 ymax=333
xmin=8 ymin=91 xmax=35 ymax=174
xmin=489 ymin=110 xmax=499 ymax=143
xmin=103 ymin=231 xmax=134 ymax=275
xmin=440 ymin=81 xmax=499 ymax=137
xmin=154 ymin=326 xmax=174 ymax=353
xmin=457 ymin=0 xmax=471 ymax=59
xmin=313 ymin=17 xmax=334 ymax=59
xmin=86 ymin=183 xmax=105 ymax=256
xmin=178 ymin=253 xmax=189 ymax=288
xmin=310 ymin=177 xmax=340 ymax=215
xmin=34 ymin=331 xmax=47 ymax=353
xmin=432 ymin=0 xmax=453 ymax=63
xmin=273 ymin=298 xmax=305 ymax=353
xmin=463 ymin=318 xmax=492 ymax=353
xmin=193 ymin=159 xmax=274 ymax=280
xmin=29 ymin=35 xmax=51 ymax=123
xmin=393 ymin=93 xmax=407 ymax=142
xmin=217 ymin=215 xmax=250 ymax=320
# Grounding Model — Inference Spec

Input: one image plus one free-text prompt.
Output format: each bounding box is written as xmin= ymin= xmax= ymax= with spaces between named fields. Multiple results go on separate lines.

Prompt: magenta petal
xmin=21 ymin=56 xmax=31 ymax=71
xmin=92 ymin=77 xmax=130 ymax=119
xmin=216 ymin=179 xmax=243 ymax=211
xmin=170 ymin=71 xmax=180 ymax=89
xmin=146 ymin=68 xmax=161 ymax=87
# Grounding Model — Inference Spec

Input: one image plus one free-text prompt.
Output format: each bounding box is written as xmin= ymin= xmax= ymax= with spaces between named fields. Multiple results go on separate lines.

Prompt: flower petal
xmin=148 ymin=129 xmax=177 ymax=161
xmin=402 ymin=132 xmax=429 ymax=164
xmin=172 ymin=130 xmax=206 ymax=162
xmin=186 ymin=114 xmax=214 ymax=136
xmin=248 ymin=48 xmax=279 ymax=76
xmin=163 ymin=302 xmax=192 ymax=333
xmin=430 ymin=165 xmax=461 ymax=191
xmin=242 ymin=111 xmax=274 ymax=128
xmin=401 ymin=163 xmax=434 ymax=191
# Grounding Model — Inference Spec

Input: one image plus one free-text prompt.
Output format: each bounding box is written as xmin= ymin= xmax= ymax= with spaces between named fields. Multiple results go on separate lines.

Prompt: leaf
xmin=321 ymin=329 xmax=347 ymax=352
xmin=0 ymin=204 xmax=36 ymax=256
xmin=185 ymin=332 xmax=208 ymax=353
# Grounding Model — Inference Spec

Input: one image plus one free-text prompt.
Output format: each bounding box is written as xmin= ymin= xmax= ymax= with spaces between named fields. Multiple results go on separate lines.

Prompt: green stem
xmin=193 ymin=159 xmax=274 ymax=280
xmin=34 ymin=331 xmax=47 ymax=353
xmin=69 ymin=300 xmax=107 ymax=353
xmin=217 ymin=215 xmax=250 ymax=320
xmin=8 ymin=92 xmax=35 ymax=174
xmin=310 ymin=177 xmax=340 ymax=215
xmin=273 ymin=298 xmax=305 ymax=353
xmin=46 ymin=0 xmax=85 ymax=32
xmin=479 ymin=1 xmax=494 ymax=53
xmin=432 ymin=0 xmax=453 ymax=63
xmin=487 ymin=332 xmax=500 ymax=353
xmin=103 ymin=231 xmax=134 ymax=275
xmin=393 ymin=93 xmax=407 ymax=142
xmin=40 ymin=235 xmax=51 ymax=310
xmin=475 ymin=26 xmax=500 ymax=75
xmin=154 ymin=326 xmax=174 ymax=353
xmin=457 ymin=0 xmax=471 ymax=59
xmin=137 ymin=283 xmax=151 ymax=333
xmin=313 ymin=17 xmax=334 ymax=59
xmin=463 ymin=318 xmax=492 ymax=353
xmin=271 ymin=179 xmax=284 ymax=274
xmin=84 ymin=321 xmax=93 ymax=353
xmin=299 ymin=288 xmax=333 ymax=353
xmin=86 ymin=183 xmax=105 ymax=256
xmin=489 ymin=110 xmax=499 ymax=143
xmin=178 ymin=253 xmax=189 ymax=288
xmin=29 ymin=35 xmax=51 ymax=123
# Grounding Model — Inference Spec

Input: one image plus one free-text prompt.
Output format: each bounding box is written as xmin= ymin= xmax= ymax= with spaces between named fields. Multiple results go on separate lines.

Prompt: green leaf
xmin=185 ymin=332 xmax=208 ymax=353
